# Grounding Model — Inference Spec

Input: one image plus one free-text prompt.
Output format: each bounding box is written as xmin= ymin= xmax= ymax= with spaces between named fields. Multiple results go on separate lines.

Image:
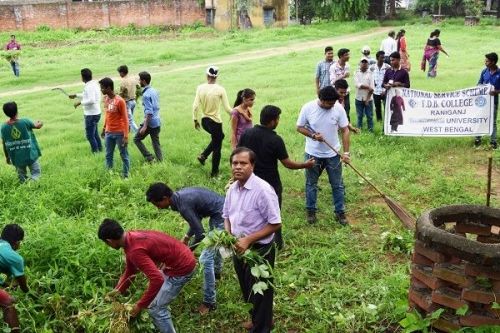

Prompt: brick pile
xmin=410 ymin=205 xmax=500 ymax=332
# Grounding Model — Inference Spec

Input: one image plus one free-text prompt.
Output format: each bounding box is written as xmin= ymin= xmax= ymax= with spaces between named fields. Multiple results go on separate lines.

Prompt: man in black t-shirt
xmin=238 ymin=105 xmax=315 ymax=249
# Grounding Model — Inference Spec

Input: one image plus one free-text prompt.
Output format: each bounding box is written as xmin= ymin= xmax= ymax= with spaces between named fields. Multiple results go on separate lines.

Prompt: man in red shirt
xmin=98 ymin=219 xmax=196 ymax=333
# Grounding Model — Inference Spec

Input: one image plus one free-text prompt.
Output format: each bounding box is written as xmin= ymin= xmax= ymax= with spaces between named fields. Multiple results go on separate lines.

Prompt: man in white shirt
xmin=329 ymin=48 xmax=351 ymax=120
xmin=354 ymin=59 xmax=375 ymax=132
xmin=69 ymin=68 xmax=102 ymax=153
xmin=296 ymin=86 xmax=351 ymax=226
xmin=380 ymin=31 xmax=397 ymax=64
xmin=370 ymin=51 xmax=391 ymax=122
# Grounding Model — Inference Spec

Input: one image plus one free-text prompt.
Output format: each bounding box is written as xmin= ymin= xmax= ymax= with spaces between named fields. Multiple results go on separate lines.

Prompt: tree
xmin=330 ymin=0 xmax=370 ymax=20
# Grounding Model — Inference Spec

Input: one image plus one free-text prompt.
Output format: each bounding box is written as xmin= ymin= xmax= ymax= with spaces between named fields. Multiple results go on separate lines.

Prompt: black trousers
xmin=272 ymin=185 xmax=283 ymax=249
xmin=373 ymin=94 xmax=386 ymax=122
xmin=344 ymin=93 xmax=351 ymax=122
xmin=201 ymin=117 xmax=224 ymax=175
xmin=233 ymin=242 xmax=275 ymax=333
xmin=134 ymin=126 xmax=162 ymax=161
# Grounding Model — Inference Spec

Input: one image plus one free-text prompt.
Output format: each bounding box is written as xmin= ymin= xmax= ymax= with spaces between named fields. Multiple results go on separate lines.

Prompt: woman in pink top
xmin=230 ymin=88 xmax=255 ymax=149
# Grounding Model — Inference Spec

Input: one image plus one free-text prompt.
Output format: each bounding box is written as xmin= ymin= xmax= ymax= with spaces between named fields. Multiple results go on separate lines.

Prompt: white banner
xmin=384 ymin=85 xmax=494 ymax=137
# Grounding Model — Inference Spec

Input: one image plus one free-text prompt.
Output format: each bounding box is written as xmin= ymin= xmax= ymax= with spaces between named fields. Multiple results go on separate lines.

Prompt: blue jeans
xmin=105 ymin=132 xmax=130 ymax=177
xmin=199 ymin=215 xmax=225 ymax=305
xmin=126 ymin=100 xmax=139 ymax=133
xmin=16 ymin=159 xmax=41 ymax=183
xmin=148 ymin=269 xmax=195 ymax=333
xmin=355 ymin=99 xmax=374 ymax=131
xmin=305 ymin=153 xmax=345 ymax=214
xmin=10 ymin=61 xmax=19 ymax=77
xmin=84 ymin=115 xmax=102 ymax=153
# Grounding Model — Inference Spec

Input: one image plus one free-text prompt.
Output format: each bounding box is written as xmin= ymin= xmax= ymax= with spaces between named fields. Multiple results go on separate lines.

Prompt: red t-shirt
xmin=116 ymin=231 xmax=196 ymax=309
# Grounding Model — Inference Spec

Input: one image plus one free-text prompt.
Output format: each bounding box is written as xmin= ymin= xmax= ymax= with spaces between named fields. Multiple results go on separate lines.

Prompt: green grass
xmin=0 ymin=21 xmax=499 ymax=332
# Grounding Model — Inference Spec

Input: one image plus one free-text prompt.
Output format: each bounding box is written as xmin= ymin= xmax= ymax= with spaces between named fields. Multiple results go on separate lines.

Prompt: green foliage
xmin=380 ymin=230 xmax=414 ymax=254
xmin=399 ymin=308 xmax=444 ymax=333
xmin=463 ymin=0 xmax=483 ymax=17
xmin=330 ymin=0 xmax=370 ymax=20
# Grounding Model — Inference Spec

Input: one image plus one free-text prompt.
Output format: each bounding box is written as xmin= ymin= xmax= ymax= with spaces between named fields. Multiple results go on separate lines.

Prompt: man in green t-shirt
xmin=0 ymin=224 xmax=28 ymax=333
xmin=1 ymin=102 xmax=43 ymax=182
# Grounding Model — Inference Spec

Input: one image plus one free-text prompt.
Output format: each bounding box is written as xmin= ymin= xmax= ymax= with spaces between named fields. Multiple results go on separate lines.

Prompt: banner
xmin=384 ymin=85 xmax=494 ymax=137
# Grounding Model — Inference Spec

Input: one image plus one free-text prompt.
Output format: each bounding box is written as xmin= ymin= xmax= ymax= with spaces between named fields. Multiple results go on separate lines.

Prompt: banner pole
xmin=486 ymin=154 xmax=493 ymax=207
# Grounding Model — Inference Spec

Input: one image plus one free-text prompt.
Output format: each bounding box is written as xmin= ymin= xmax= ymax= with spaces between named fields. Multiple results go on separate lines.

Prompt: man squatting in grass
xmin=1 ymin=102 xmax=43 ymax=183
xmin=475 ymin=52 xmax=500 ymax=150
xmin=99 ymin=219 xmax=196 ymax=333
xmin=296 ymin=86 xmax=351 ymax=226
xmin=193 ymin=66 xmax=232 ymax=177
xmin=0 ymin=224 xmax=29 ymax=333
xmin=135 ymin=71 xmax=163 ymax=162
xmin=223 ymin=147 xmax=281 ymax=333
xmin=117 ymin=65 xmax=140 ymax=134
xmin=145 ymin=182 xmax=225 ymax=315
xmin=69 ymin=68 xmax=103 ymax=153
xmin=238 ymin=105 xmax=315 ymax=249
xmin=99 ymin=77 xmax=130 ymax=178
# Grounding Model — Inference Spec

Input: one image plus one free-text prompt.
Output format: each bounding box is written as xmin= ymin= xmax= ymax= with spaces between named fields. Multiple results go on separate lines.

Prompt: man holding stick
xmin=296 ymin=86 xmax=351 ymax=226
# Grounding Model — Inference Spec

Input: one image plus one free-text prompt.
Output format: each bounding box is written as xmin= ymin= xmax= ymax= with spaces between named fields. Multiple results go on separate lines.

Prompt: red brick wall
xmin=0 ymin=0 xmax=205 ymax=31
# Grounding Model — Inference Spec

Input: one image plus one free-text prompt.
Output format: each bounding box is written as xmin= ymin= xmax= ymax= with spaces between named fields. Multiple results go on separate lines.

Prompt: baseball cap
xmin=206 ymin=66 xmax=219 ymax=77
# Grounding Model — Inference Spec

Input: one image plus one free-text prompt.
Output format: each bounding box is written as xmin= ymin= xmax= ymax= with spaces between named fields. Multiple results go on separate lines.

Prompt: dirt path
xmin=0 ymin=27 xmax=392 ymax=98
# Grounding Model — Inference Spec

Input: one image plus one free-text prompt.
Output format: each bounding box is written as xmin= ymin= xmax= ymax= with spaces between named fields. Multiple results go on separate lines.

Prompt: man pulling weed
xmin=1 ymin=101 xmax=43 ymax=182
xmin=223 ymin=147 xmax=281 ymax=333
xmin=0 ymin=224 xmax=29 ymax=333
xmin=98 ymin=219 xmax=196 ymax=333
xmin=146 ymin=182 xmax=225 ymax=315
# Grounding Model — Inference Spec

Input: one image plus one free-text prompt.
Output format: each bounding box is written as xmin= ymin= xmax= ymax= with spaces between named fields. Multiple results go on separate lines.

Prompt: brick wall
xmin=0 ymin=0 xmax=205 ymax=31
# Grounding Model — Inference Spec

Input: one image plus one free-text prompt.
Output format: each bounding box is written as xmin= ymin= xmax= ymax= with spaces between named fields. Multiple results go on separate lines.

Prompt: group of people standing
xmin=68 ymin=67 xmax=163 ymax=178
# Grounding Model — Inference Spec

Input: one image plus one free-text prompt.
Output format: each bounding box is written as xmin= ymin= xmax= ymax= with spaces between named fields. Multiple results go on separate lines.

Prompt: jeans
xmin=476 ymin=103 xmax=498 ymax=144
xmin=16 ymin=159 xmax=41 ymax=183
xmin=105 ymin=132 xmax=130 ymax=177
xmin=134 ymin=126 xmax=162 ymax=162
xmin=305 ymin=153 xmax=345 ymax=214
xmin=201 ymin=117 xmax=224 ymax=176
xmin=148 ymin=269 xmax=195 ymax=333
xmin=199 ymin=214 xmax=225 ymax=305
xmin=373 ymin=94 xmax=386 ymax=122
xmin=10 ymin=61 xmax=19 ymax=77
xmin=84 ymin=114 xmax=102 ymax=153
xmin=233 ymin=242 xmax=275 ymax=333
xmin=355 ymin=99 xmax=374 ymax=131
xmin=126 ymin=100 xmax=139 ymax=133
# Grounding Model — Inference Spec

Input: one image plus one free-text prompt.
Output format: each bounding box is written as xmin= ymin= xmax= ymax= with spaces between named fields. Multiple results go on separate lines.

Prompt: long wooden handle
xmin=320 ymin=139 xmax=386 ymax=197
xmin=487 ymin=154 xmax=493 ymax=207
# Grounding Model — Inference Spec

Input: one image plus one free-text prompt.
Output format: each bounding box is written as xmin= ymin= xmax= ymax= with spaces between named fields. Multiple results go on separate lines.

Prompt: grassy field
xmin=0 ymin=20 xmax=499 ymax=332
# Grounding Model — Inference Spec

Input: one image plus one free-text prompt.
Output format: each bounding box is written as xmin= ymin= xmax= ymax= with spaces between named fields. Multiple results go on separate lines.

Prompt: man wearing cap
xmin=193 ymin=66 xmax=232 ymax=177
xmin=380 ymin=31 xmax=397 ymax=64
xmin=315 ymin=46 xmax=335 ymax=95
xmin=361 ymin=46 xmax=376 ymax=66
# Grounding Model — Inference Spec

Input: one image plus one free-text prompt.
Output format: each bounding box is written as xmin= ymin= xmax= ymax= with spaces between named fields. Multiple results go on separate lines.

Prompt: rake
xmin=304 ymin=124 xmax=416 ymax=230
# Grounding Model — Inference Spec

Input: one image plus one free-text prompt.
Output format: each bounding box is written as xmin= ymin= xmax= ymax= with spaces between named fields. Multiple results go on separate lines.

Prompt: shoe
xmin=491 ymin=142 xmax=498 ymax=150
xmin=198 ymin=302 xmax=216 ymax=315
xmin=146 ymin=156 xmax=155 ymax=163
xmin=307 ymin=210 xmax=317 ymax=224
xmin=215 ymin=272 xmax=221 ymax=281
xmin=197 ymin=154 xmax=206 ymax=165
xmin=336 ymin=213 xmax=349 ymax=226
xmin=474 ymin=138 xmax=482 ymax=148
